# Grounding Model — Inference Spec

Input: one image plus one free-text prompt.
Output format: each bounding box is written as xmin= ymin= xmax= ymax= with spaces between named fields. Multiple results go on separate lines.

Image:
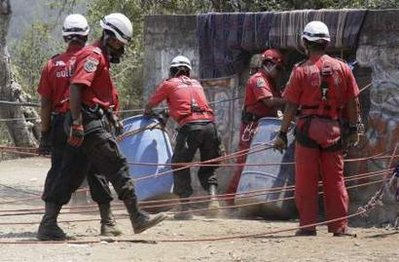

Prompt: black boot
xmin=123 ymin=197 xmax=167 ymax=234
xmin=174 ymin=198 xmax=193 ymax=220
xmin=98 ymin=202 xmax=122 ymax=236
xmin=207 ymin=184 xmax=220 ymax=217
xmin=37 ymin=202 xmax=67 ymax=241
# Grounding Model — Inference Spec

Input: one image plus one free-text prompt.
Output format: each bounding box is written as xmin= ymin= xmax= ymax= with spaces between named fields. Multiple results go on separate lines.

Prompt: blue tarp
xmin=197 ymin=10 xmax=367 ymax=79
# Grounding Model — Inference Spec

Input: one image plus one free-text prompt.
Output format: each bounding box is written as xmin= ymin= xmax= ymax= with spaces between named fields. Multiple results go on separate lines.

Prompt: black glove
xmin=157 ymin=109 xmax=169 ymax=127
xmin=38 ymin=131 xmax=51 ymax=156
xmin=273 ymin=131 xmax=288 ymax=153
xmin=115 ymin=119 xmax=124 ymax=136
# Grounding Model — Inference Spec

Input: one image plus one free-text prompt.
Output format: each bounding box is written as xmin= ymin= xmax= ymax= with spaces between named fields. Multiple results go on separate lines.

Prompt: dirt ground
xmin=0 ymin=157 xmax=399 ymax=262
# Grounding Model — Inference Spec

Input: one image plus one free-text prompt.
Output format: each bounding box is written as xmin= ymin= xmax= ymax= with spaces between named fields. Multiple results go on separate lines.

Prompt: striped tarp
xmin=197 ymin=9 xmax=367 ymax=79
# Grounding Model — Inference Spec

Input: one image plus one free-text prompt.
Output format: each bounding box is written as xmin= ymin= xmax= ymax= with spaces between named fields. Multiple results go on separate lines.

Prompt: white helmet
xmin=169 ymin=55 xmax=192 ymax=70
xmin=100 ymin=13 xmax=133 ymax=45
xmin=302 ymin=21 xmax=330 ymax=43
xmin=62 ymin=14 xmax=89 ymax=36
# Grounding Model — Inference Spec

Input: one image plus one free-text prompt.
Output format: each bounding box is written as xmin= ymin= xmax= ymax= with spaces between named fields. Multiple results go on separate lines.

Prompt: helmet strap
xmin=170 ymin=66 xmax=190 ymax=78
xmin=103 ymin=33 xmax=125 ymax=64
xmin=64 ymin=35 xmax=87 ymax=45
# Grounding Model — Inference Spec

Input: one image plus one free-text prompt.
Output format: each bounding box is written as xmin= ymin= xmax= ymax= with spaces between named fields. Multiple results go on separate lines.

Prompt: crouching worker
xmin=144 ymin=55 xmax=223 ymax=219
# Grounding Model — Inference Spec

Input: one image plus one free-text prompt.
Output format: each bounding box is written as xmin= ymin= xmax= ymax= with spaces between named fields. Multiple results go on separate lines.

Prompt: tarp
xmin=197 ymin=9 xmax=367 ymax=79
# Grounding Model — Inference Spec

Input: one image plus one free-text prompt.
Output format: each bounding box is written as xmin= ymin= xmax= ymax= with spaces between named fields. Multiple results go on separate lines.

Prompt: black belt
xmin=301 ymin=105 xmax=332 ymax=110
xmin=184 ymin=120 xmax=212 ymax=126
xmin=241 ymin=110 xmax=261 ymax=123
xmin=51 ymin=112 xmax=66 ymax=116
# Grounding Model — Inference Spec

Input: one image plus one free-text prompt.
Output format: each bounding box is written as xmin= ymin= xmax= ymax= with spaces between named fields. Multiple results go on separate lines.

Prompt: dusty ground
xmin=0 ymin=157 xmax=399 ymax=262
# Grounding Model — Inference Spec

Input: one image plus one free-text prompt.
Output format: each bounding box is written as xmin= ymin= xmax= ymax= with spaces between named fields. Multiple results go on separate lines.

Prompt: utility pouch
xmin=308 ymin=116 xmax=341 ymax=148
xmin=64 ymin=108 xmax=106 ymax=137
xmin=296 ymin=116 xmax=342 ymax=151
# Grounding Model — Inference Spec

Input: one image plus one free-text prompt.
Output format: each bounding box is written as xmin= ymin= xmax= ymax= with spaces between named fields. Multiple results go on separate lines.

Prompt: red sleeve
xmin=283 ymin=67 xmax=302 ymax=104
xmin=251 ymin=76 xmax=273 ymax=101
xmin=148 ymin=81 xmax=169 ymax=106
xmin=70 ymin=52 xmax=101 ymax=87
xmin=37 ymin=62 xmax=52 ymax=99
xmin=112 ymin=87 xmax=120 ymax=113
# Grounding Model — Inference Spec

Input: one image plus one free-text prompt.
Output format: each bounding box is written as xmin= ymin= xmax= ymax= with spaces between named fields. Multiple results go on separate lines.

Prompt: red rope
xmin=0 ymin=166 xmax=392 ymax=212
xmin=0 ymin=178 xmax=384 ymax=225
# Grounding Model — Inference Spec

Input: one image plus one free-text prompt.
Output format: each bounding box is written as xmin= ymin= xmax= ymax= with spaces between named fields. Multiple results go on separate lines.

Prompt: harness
xmin=240 ymin=107 xmax=260 ymax=142
xmin=177 ymin=76 xmax=213 ymax=124
xmin=294 ymin=60 xmax=343 ymax=151
xmin=295 ymin=115 xmax=343 ymax=151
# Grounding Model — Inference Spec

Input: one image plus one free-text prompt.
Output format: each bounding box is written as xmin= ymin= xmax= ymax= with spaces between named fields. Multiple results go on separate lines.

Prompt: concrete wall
xmin=143 ymin=15 xmax=199 ymax=99
xmin=142 ymin=10 xmax=399 ymax=224
xmin=352 ymin=10 xmax=399 ymax=226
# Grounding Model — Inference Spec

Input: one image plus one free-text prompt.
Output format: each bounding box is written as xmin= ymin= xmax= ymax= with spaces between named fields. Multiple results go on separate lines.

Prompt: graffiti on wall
xmin=357 ymin=46 xmax=399 ymax=172
xmin=202 ymin=76 xmax=241 ymax=154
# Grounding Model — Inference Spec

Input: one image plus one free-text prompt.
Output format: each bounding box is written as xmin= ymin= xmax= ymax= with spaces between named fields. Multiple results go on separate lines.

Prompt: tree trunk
xmin=0 ymin=0 xmax=38 ymax=147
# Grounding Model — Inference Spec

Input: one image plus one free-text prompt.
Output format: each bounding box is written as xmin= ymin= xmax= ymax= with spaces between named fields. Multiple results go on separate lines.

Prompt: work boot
xmin=37 ymin=202 xmax=67 ymax=241
xmin=207 ymin=184 xmax=220 ymax=217
xmin=295 ymin=229 xmax=317 ymax=236
xmin=174 ymin=199 xmax=193 ymax=220
xmin=98 ymin=202 xmax=122 ymax=236
xmin=123 ymin=197 xmax=167 ymax=234
xmin=332 ymin=227 xmax=357 ymax=237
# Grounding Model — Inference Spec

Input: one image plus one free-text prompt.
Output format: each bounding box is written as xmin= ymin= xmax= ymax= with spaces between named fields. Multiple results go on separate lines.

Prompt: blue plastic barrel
xmin=118 ymin=115 xmax=174 ymax=201
xmin=235 ymin=117 xmax=296 ymax=219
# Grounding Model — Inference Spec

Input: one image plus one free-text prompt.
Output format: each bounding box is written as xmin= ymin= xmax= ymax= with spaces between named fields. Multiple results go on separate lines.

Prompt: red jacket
xmin=37 ymin=44 xmax=82 ymax=113
xmin=70 ymin=41 xmax=118 ymax=110
xmin=244 ymin=70 xmax=280 ymax=117
xmin=283 ymin=54 xmax=359 ymax=120
xmin=147 ymin=76 xmax=214 ymax=126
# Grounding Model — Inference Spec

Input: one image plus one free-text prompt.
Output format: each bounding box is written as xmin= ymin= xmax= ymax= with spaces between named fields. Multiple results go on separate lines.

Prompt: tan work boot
xmin=174 ymin=199 xmax=193 ymax=220
xmin=98 ymin=202 xmax=122 ymax=236
xmin=207 ymin=184 xmax=220 ymax=218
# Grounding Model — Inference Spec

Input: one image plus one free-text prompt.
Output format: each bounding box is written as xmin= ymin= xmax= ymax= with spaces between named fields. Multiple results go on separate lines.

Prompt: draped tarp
xmin=197 ymin=9 xmax=367 ymax=79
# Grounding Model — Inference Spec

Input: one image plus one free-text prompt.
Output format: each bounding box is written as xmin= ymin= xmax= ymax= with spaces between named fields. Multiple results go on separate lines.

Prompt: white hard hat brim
xmin=62 ymin=28 xmax=90 ymax=37
xmin=170 ymin=63 xmax=192 ymax=70
xmin=302 ymin=35 xmax=331 ymax=42
xmin=100 ymin=20 xmax=129 ymax=45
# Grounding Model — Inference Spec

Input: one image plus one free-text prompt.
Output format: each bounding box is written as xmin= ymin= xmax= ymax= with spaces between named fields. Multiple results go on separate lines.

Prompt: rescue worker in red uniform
xmin=37 ymin=14 xmax=122 ymax=240
xmin=226 ymin=49 xmax=286 ymax=196
xmin=64 ymin=13 xmax=166 ymax=237
xmin=274 ymin=21 xmax=360 ymax=237
xmin=144 ymin=55 xmax=222 ymax=219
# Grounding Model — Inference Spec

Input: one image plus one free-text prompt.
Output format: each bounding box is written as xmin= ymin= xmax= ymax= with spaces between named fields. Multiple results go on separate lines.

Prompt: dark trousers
xmin=50 ymin=111 xmax=137 ymax=205
xmin=79 ymin=126 xmax=136 ymax=201
xmin=172 ymin=122 xmax=219 ymax=198
xmin=43 ymin=114 xmax=113 ymax=206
